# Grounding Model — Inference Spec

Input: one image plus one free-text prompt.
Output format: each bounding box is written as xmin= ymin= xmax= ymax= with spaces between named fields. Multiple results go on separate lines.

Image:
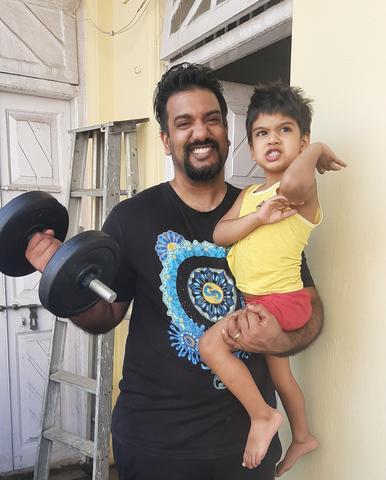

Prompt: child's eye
xmin=281 ymin=126 xmax=291 ymax=133
xmin=256 ymin=130 xmax=267 ymax=137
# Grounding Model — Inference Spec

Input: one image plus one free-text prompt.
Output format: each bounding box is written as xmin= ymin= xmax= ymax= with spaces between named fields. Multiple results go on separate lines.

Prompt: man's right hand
xmin=221 ymin=304 xmax=288 ymax=355
xmin=25 ymin=229 xmax=62 ymax=273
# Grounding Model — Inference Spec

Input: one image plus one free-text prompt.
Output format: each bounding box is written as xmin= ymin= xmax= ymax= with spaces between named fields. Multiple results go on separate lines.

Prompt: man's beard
xmin=183 ymin=139 xmax=227 ymax=181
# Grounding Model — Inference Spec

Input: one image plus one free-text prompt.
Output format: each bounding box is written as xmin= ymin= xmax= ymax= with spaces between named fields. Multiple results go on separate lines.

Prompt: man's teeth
xmin=192 ymin=146 xmax=211 ymax=154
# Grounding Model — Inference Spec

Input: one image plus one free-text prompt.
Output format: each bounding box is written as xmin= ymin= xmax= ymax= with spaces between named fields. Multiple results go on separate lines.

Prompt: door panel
xmin=0 ymin=91 xmax=77 ymax=470
xmin=0 ymin=0 xmax=78 ymax=84
xmin=222 ymin=81 xmax=266 ymax=187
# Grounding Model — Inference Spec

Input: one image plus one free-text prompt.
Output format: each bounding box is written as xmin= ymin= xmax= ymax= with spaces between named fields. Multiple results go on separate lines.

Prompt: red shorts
xmin=244 ymin=289 xmax=311 ymax=331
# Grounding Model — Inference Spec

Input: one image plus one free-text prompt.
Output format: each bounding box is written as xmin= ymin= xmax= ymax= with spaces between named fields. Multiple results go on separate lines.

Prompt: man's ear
xmin=160 ymin=131 xmax=171 ymax=155
xmin=300 ymin=134 xmax=310 ymax=152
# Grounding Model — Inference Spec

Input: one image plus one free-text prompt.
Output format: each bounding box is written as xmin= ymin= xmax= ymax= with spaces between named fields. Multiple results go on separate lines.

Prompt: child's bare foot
xmin=275 ymin=434 xmax=318 ymax=476
xmin=242 ymin=409 xmax=283 ymax=469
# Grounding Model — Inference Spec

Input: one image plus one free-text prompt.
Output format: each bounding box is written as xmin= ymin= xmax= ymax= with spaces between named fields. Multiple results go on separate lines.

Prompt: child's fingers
xmin=281 ymin=208 xmax=297 ymax=219
xmin=334 ymin=157 xmax=347 ymax=167
xmin=270 ymin=194 xmax=290 ymax=204
xmin=330 ymin=161 xmax=346 ymax=170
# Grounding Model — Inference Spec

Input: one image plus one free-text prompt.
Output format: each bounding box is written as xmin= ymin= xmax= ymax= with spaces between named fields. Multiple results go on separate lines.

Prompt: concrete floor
xmin=0 ymin=464 xmax=118 ymax=480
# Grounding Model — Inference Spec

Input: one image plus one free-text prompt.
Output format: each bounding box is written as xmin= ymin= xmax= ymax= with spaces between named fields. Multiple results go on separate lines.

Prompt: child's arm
xmin=279 ymin=142 xmax=346 ymax=205
xmin=213 ymin=188 xmax=297 ymax=247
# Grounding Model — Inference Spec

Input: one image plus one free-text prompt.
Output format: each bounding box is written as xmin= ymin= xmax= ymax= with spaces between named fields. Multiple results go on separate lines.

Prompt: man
xmin=26 ymin=63 xmax=323 ymax=480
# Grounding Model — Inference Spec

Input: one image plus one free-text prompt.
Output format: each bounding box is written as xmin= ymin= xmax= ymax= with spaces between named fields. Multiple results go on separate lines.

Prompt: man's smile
xmin=186 ymin=141 xmax=219 ymax=161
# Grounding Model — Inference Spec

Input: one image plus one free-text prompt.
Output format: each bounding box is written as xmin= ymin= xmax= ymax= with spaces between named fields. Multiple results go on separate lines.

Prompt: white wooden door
xmin=0 ymin=0 xmax=86 ymax=472
xmin=0 ymin=91 xmax=75 ymax=471
xmin=222 ymin=81 xmax=265 ymax=187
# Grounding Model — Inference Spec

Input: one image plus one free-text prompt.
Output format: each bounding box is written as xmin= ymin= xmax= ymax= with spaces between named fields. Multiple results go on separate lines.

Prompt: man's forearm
xmin=70 ymin=300 xmax=128 ymax=334
xmin=275 ymin=288 xmax=324 ymax=356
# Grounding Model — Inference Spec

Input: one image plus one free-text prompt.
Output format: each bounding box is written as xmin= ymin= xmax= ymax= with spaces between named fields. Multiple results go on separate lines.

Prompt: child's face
xmin=249 ymin=112 xmax=309 ymax=175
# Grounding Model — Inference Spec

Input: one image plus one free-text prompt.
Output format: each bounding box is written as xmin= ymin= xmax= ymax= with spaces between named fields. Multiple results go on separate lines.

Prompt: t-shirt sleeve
xmin=102 ymin=205 xmax=137 ymax=303
xmin=301 ymin=252 xmax=315 ymax=288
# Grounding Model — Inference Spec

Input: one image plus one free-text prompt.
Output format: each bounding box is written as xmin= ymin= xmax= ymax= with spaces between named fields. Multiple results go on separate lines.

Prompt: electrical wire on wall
xmin=66 ymin=0 xmax=152 ymax=37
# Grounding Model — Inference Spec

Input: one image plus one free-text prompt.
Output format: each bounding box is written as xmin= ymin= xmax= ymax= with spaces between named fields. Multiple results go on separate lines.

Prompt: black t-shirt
xmin=102 ymin=182 xmax=314 ymax=460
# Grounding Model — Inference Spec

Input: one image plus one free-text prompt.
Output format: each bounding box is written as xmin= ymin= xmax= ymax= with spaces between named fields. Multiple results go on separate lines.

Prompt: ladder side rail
xmin=67 ymin=132 xmax=90 ymax=237
xmin=93 ymin=330 xmax=115 ymax=480
xmin=33 ymin=319 xmax=68 ymax=480
xmin=91 ymin=131 xmax=99 ymax=231
xmin=95 ymin=132 xmax=105 ymax=230
xmin=124 ymin=128 xmax=139 ymax=198
xmin=103 ymin=127 xmax=122 ymax=220
xmin=91 ymin=126 xmax=122 ymax=479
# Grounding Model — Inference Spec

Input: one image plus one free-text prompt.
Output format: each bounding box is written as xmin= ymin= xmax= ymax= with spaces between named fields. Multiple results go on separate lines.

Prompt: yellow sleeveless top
xmin=227 ymin=182 xmax=322 ymax=295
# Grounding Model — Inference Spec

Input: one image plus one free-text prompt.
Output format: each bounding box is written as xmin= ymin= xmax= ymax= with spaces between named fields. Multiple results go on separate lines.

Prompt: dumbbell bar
xmin=0 ymin=191 xmax=120 ymax=318
xmin=39 ymin=230 xmax=120 ymax=317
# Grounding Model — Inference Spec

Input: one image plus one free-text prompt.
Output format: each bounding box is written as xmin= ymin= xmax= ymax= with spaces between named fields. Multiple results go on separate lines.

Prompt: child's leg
xmin=265 ymin=355 xmax=318 ymax=477
xmin=199 ymin=319 xmax=282 ymax=469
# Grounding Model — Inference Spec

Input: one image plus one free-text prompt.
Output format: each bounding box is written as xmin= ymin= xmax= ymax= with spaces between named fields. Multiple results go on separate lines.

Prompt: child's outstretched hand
xmin=316 ymin=142 xmax=347 ymax=174
xmin=256 ymin=195 xmax=298 ymax=225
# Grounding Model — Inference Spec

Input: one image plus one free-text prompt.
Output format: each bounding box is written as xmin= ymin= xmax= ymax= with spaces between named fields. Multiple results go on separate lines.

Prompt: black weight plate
xmin=39 ymin=230 xmax=120 ymax=317
xmin=0 ymin=191 xmax=69 ymax=277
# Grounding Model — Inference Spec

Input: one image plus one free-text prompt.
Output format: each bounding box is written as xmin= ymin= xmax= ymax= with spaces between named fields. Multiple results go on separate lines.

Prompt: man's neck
xmin=170 ymin=174 xmax=227 ymax=212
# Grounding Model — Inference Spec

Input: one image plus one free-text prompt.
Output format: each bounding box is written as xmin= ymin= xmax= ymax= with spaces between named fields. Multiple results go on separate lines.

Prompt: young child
xmin=199 ymin=82 xmax=346 ymax=473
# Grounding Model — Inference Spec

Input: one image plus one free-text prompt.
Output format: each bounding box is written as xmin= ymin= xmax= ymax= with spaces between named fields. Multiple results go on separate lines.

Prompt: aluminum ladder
xmin=34 ymin=119 xmax=148 ymax=480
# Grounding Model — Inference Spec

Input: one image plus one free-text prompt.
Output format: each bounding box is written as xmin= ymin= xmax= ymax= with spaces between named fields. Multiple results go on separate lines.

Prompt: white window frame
xmin=162 ymin=0 xmax=292 ymax=70
xmin=161 ymin=0 xmax=273 ymax=61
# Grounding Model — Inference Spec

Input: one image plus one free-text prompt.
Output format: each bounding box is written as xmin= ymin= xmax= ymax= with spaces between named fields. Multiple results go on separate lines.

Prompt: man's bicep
xmin=111 ymin=301 xmax=130 ymax=325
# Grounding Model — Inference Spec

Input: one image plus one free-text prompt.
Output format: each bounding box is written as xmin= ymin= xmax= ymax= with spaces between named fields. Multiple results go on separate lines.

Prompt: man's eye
xmin=207 ymin=116 xmax=220 ymax=124
xmin=177 ymin=122 xmax=189 ymax=129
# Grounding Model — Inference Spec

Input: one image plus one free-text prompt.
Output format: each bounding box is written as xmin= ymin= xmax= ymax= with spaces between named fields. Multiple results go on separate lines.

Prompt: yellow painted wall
xmin=82 ymin=0 xmax=165 ymax=434
xmin=278 ymin=1 xmax=386 ymax=479
xmin=82 ymin=2 xmax=386 ymax=476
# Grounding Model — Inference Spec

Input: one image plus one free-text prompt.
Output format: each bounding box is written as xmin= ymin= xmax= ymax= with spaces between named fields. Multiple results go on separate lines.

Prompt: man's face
xmin=160 ymin=88 xmax=229 ymax=182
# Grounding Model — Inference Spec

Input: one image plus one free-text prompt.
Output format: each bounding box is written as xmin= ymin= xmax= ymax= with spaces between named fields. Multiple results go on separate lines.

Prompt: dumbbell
xmin=0 ymin=191 xmax=120 ymax=318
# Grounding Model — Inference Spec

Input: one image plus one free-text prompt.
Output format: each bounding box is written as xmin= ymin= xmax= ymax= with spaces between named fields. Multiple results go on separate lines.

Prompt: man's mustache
xmin=184 ymin=139 xmax=220 ymax=154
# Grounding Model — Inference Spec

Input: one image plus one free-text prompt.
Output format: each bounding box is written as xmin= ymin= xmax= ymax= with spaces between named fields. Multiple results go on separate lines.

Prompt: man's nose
xmin=191 ymin=121 xmax=209 ymax=140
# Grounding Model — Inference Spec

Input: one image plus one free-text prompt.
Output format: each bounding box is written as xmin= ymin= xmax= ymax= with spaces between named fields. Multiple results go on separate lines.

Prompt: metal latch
xmin=0 ymin=303 xmax=42 ymax=330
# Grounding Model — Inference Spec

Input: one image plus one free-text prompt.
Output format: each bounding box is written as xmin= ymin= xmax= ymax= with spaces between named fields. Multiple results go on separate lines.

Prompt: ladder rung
xmin=56 ymin=317 xmax=70 ymax=323
xmin=70 ymin=189 xmax=130 ymax=198
xmin=70 ymin=189 xmax=104 ymax=197
xmin=43 ymin=427 xmax=94 ymax=458
xmin=50 ymin=370 xmax=97 ymax=394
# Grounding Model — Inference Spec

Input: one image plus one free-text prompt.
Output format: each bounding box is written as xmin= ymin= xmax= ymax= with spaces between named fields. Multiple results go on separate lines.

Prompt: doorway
xmin=216 ymin=36 xmax=291 ymax=85
xmin=216 ymin=36 xmax=292 ymax=187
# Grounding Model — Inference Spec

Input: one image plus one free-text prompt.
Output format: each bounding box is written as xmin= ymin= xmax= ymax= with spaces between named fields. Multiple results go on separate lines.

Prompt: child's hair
xmin=246 ymin=81 xmax=313 ymax=143
xmin=153 ymin=62 xmax=228 ymax=134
